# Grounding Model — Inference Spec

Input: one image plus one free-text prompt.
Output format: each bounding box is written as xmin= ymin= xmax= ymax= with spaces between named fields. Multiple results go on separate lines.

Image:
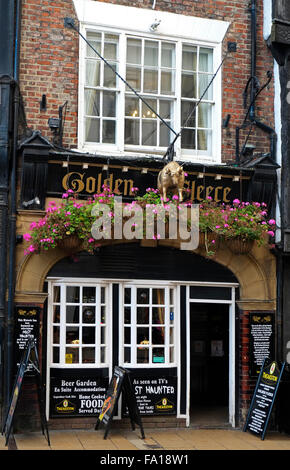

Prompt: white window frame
xmin=47 ymin=280 xmax=111 ymax=369
xmin=74 ymin=0 xmax=229 ymax=164
xmin=119 ymin=283 xmax=177 ymax=368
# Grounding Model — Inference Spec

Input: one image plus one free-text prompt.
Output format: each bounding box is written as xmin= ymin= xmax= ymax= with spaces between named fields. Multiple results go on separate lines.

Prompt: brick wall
xmin=19 ymin=0 xmax=274 ymax=163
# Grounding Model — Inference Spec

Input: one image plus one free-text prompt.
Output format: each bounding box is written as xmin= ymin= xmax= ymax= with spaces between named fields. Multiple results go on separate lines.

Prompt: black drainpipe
xmin=4 ymin=0 xmax=22 ymax=417
xmin=235 ymin=0 xmax=277 ymax=164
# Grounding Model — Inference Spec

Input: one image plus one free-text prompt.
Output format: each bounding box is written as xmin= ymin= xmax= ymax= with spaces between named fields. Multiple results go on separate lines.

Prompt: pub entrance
xmin=189 ymin=302 xmax=230 ymax=427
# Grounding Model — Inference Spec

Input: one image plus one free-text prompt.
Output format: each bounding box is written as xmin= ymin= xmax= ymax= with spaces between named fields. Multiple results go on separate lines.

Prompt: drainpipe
xmin=4 ymin=0 xmax=22 ymax=418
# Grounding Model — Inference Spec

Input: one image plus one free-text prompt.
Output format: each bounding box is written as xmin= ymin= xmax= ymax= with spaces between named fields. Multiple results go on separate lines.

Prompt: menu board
xmin=14 ymin=306 xmax=40 ymax=373
xmin=96 ymin=366 xmax=145 ymax=440
xmin=123 ymin=376 xmax=177 ymax=415
xmin=250 ymin=312 xmax=275 ymax=376
xmin=49 ymin=369 xmax=108 ymax=418
xmin=244 ymin=359 xmax=285 ymax=440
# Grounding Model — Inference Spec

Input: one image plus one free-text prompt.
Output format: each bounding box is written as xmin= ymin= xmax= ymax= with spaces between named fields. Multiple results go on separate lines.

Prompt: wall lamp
xmin=22 ymin=197 xmax=40 ymax=207
xmin=150 ymin=19 xmax=161 ymax=31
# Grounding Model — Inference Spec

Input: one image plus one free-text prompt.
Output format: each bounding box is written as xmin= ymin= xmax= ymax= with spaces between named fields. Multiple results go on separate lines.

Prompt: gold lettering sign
xmin=62 ymin=172 xmax=232 ymax=202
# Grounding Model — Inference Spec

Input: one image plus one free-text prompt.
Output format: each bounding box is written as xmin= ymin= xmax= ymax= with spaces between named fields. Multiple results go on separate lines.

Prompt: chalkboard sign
xmin=95 ymin=366 xmax=145 ymax=440
xmin=249 ymin=312 xmax=275 ymax=376
xmin=2 ymin=337 xmax=50 ymax=446
xmin=14 ymin=306 xmax=40 ymax=374
xmin=244 ymin=359 xmax=285 ymax=440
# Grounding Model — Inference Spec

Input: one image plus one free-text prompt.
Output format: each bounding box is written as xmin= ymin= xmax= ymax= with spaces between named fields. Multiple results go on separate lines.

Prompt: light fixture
xmin=197 ymin=173 xmax=204 ymax=179
xmin=102 ymin=165 xmax=108 ymax=171
xmin=215 ymin=174 xmax=222 ymax=180
xmin=141 ymin=168 xmax=148 ymax=174
xmin=149 ymin=18 xmax=161 ymax=32
xmin=233 ymin=176 xmax=240 ymax=182
xmin=22 ymin=197 xmax=40 ymax=207
xmin=82 ymin=163 xmax=88 ymax=169
xmin=62 ymin=162 xmax=68 ymax=168
xmin=122 ymin=166 xmax=129 ymax=172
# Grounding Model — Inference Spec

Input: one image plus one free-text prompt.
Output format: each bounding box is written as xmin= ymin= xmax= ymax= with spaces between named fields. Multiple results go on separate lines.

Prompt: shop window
xmin=122 ymin=285 xmax=175 ymax=366
xmin=50 ymin=283 xmax=108 ymax=367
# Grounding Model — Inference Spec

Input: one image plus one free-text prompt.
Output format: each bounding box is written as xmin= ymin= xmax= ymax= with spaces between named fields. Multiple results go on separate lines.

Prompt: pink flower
xmin=224 ymin=224 xmax=229 ymax=228
xmin=172 ymin=195 xmax=179 ymax=200
xmin=62 ymin=193 xmax=68 ymax=198
xmin=65 ymin=211 xmax=71 ymax=216
xmin=268 ymin=231 xmax=275 ymax=237
xmin=88 ymin=238 xmax=94 ymax=243
xmin=268 ymin=219 xmax=276 ymax=225
xmin=184 ymin=172 xmax=188 ymax=176
xmin=233 ymin=199 xmax=240 ymax=204
xmin=28 ymin=245 xmax=35 ymax=252
xmin=215 ymin=225 xmax=221 ymax=229
xmin=23 ymin=233 xmax=32 ymax=241
xmin=30 ymin=222 xmax=37 ymax=230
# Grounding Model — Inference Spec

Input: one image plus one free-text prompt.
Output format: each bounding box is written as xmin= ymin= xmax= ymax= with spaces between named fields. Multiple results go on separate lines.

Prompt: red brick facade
xmin=19 ymin=0 xmax=274 ymax=163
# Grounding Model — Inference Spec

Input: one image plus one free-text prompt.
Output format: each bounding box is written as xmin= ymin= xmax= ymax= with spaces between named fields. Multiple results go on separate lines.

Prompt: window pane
xmin=153 ymin=347 xmax=165 ymax=363
xmin=137 ymin=288 xmax=149 ymax=304
xmin=101 ymin=306 xmax=106 ymax=324
xmin=86 ymin=32 xmax=102 ymax=57
xmin=124 ymin=327 xmax=131 ymax=344
xmin=137 ymin=327 xmax=149 ymax=344
xmin=152 ymin=307 xmax=165 ymax=324
xmin=127 ymin=38 xmax=142 ymax=64
xmin=181 ymin=128 xmax=196 ymax=149
xmin=101 ymin=326 xmax=106 ymax=344
xmin=66 ymin=347 xmax=79 ymax=364
xmin=152 ymin=327 xmax=165 ymax=344
xmin=152 ymin=288 xmax=165 ymax=304
xmin=182 ymin=72 xmax=196 ymax=98
xmin=85 ymin=117 xmax=100 ymax=142
xmin=103 ymin=92 xmax=116 ymax=117
xmin=101 ymin=287 xmax=105 ymax=303
xmin=53 ymin=347 xmax=59 ymax=363
xmin=53 ymin=286 xmax=60 ymax=303
xmin=197 ymin=129 xmax=211 ymax=151
xmin=66 ymin=326 xmax=79 ymax=343
xmin=199 ymin=47 xmax=213 ymax=72
xmin=83 ymin=287 xmax=96 ymax=303
xmin=125 ymin=119 xmax=139 ymax=145
xmin=86 ymin=60 xmax=100 ymax=87
xmin=182 ymin=45 xmax=197 ymax=71
xmin=66 ymin=306 xmax=79 ymax=323
xmin=198 ymin=103 xmax=211 ymax=128
xmin=124 ymin=306 xmax=131 ymax=324
xmin=142 ymin=99 xmax=157 ymax=119
xmin=137 ymin=306 xmax=149 ymax=324
xmin=66 ymin=286 xmax=79 ymax=303
xmin=85 ymin=90 xmax=100 ymax=116
xmin=82 ymin=347 xmax=95 ymax=364
xmin=53 ymin=326 xmax=60 ymax=344
xmin=100 ymin=347 xmax=106 ymax=363
xmin=181 ymin=101 xmax=196 ymax=128
xmin=126 ymin=66 xmax=141 ymax=91
xmin=160 ymin=100 xmax=172 ymax=119
xmin=144 ymin=69 xmax=158 ymax=93
xmin=104 ymin=62 xmax=117 ymax=88
xmin=137 ymin=348 xmax=149 ymax=364
xmin=198 ymin=73 xmax=213 ymax=100
xmin=124 ymin=347 xmax=131 ymax=363
xmin=125 ymin=97 xmax=139 ymax=117
xmin=104 ymin=34 xmax=118 ymax=60
xmin=170 ymin=346 xmax=174 ymax=363
xmin=53 ymin=305 xmax=60 ymax=323
xmin=161 ymin=70 xmax=175 ymax=95
xmin=102 ymin=120 xmax=116 ymax=144
xmin=82 ymin=307 xmax=95 ymax=323
xmin=144 ymin=40 xmax=158 ymax=66
xmin=160 ymin=122 xmax=171 ymax=147
xmin=82 ymin=327 xmax=95 ymax=344
xmin=170 ymin=327 xmax=174 ymax=344
xmin=142 ymin=121 xmax=157 ymax=146
xmin=161 ymin=42 xmax=175 ymax=68
xmin=124 ymin=288 xmax=131 ymax=304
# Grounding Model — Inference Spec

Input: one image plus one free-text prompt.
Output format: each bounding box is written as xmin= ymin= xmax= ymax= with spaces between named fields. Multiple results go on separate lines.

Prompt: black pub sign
xmin=47 ymin=162 xmax=250 ymax=203
xmin=14 ymin=306 xmax=40 ymax=373
xmin=49 ymin=369 xmax=108 ymax=418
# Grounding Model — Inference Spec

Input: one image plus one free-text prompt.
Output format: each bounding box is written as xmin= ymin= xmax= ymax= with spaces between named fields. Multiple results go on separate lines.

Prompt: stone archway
xmin=15 ymin=237 xmax=276 ymax=310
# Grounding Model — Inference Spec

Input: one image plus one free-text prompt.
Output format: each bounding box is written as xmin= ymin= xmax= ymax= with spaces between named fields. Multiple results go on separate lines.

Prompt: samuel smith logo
xmin=56 ymin=399 xmax=75 ymax=413
xmin=270 ymin=362 xmax=276 ymax=375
